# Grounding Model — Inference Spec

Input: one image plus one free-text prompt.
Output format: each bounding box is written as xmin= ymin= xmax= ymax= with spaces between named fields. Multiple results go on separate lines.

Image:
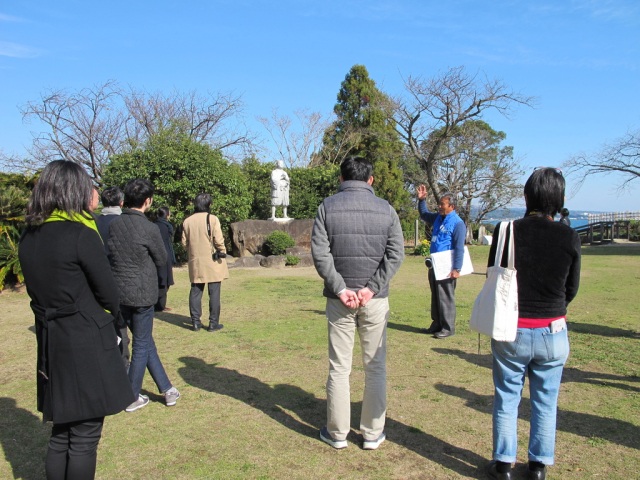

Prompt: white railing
xmin=587 ymin=211 xmax=640 ymax=223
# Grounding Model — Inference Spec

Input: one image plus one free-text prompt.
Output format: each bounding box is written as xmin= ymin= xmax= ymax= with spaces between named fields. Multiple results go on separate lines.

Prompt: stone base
xmin=230 ymin=219 xmax=313 ymax=257
xmin=269 ymin=217 xmax=294 ymax=223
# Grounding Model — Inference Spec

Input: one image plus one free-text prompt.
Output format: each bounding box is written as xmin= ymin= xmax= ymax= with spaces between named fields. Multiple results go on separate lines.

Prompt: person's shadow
xmin=387 ymin=321 xmax=424 ymax=334
xmin=435 ymin=384 xmax=640 ymax=451
xmin=567 ymin=321 xmax=640 ymax=339
xmin=154 ymin=311 xmax=193 ymax=330
xmin=178 ymin=357 xmax=487 ymax=477
xmin=432 ymin=347 xmax=640 ymax=393
xmin=0 ymin=397 xmax=49 ymax=479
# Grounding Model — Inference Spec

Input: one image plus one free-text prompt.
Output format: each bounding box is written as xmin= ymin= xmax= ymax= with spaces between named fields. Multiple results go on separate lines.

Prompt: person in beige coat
xmin=181 ymin=193 xmax=229 ymax=332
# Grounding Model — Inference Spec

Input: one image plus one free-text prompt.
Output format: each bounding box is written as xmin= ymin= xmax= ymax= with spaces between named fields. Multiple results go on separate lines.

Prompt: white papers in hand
xmin=430 ymin=247 xmax=474 ymax=280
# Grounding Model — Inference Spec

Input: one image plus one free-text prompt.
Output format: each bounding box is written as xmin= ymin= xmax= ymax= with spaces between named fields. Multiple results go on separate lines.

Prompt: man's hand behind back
xmin=339 ymin=290 xmax=360 ymax=309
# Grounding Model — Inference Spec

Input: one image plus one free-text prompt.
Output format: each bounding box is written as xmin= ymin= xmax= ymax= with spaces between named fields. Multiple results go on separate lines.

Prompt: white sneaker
xmin=319 ymin=426 xmax=347 ymax=449
xmin=126 ymin=394 xmax=149 ymax=412
xmin=163 ymin=387 xmax=180 ymax=406
xmin=363 ymin=432 xmax=386 ymax=450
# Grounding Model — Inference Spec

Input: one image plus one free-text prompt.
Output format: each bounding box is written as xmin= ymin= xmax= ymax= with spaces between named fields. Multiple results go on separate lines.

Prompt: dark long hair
xmin=524 ymin=168 xmax=565 ymax=217
xmin=25 ymin=160 xmax=93 ymax=226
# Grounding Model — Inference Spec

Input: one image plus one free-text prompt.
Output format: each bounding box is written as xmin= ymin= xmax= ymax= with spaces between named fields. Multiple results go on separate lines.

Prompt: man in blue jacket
xmin=312 ymin=156 xmax=404 ymax=451
xmin=417 ymin=184 xmax=466 ymax=339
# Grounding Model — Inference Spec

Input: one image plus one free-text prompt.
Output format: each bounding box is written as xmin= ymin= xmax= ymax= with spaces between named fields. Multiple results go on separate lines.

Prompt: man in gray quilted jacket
xmin=312 ymin=156 xmax=404 ymax=451
xmin=108 ymin=178 xmax=180 ymax=412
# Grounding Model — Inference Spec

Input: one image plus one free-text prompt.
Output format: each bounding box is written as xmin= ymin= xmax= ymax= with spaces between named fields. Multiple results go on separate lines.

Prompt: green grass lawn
xmin=1 ymin=244 xmax=639 ymax=479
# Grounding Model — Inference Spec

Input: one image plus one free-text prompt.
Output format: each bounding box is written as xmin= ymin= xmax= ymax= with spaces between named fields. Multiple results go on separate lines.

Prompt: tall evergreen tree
xmin=317 ymin=65 xmax=412 ymax=222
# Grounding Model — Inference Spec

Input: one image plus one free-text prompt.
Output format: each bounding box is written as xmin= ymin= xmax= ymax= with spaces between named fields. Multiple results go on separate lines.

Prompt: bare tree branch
xmin=395 ymin=66 xmax=534 ymax=201
xmin=21 ymin=80 xmax=127 ymax=184
xmin=563 ymin=129 xmax=640 ymax=194
xmin=18 ymin=82 xmax=257 ymax=183
xmin=257 ymin=109 xmax=330 ymax=168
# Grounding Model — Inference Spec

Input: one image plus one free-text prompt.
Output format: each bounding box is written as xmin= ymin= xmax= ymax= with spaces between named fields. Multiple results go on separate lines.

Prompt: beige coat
xmin=181 ymin=212 xmax=229 ymax=283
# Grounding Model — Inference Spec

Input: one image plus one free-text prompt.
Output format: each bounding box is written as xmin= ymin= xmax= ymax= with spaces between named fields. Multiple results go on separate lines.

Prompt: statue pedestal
xmin=269 ymin=217 xmax=294 ymax=223
xmin=230 ymin=219 xmax=313 ymax=257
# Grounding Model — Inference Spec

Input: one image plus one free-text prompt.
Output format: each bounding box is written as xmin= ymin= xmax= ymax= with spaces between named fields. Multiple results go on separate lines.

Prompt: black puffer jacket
xmin=107 ymin=209 xmax=167 ymax=306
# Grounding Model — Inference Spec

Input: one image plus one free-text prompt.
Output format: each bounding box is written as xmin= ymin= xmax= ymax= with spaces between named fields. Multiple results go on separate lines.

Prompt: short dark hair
xmin=157 ymin=206 xmax=170 ymax=218
xmin=439 ymin=192 xmax=457 ymax=209
xmin=123 ymin=178 xmax=154 ymax=209
xmin=26 ymin=160 xmax=93 ymax=226
xmin=560 ymin=207 xmax=570 ymax=217
xmin=101 ymin=186 xmax=124 ymax=207
xmin=193 ymin=193 xmax=211 ymax=213
xmin=340 ymin=156 xmax=373 ymax=182
xmin=524 ymin=168 xmax=565 ymax=217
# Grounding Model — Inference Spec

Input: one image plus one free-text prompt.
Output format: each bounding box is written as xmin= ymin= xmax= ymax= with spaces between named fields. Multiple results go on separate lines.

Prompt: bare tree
xmin=21 ymin=80 xmax=127 ymax=184
xmin=395 ymin=66 xmax=534 ymax=202
xmin=124 ymin=89 xmax=256 ymax=160
xmin=19 ymin=81 xmax=256 ymax=184
xmin=257 ymin=108 xmax=330 ymax=168
xmin=308 ymin=123 xmax=364 ymax=167
xmin=429 ymin=120 xmax=524 ymax=225
xmin=563 ymin=129 xmax=640 ymax=192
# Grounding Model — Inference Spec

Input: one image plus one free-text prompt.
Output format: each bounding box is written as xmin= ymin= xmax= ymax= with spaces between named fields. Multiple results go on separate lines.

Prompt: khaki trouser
xmin=325 ymin=296 xmax=389 ymax=442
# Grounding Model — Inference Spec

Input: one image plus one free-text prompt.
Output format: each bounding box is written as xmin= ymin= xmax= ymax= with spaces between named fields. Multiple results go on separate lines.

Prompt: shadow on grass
xmin=299 ymin=309 xmax=327 ymax=316
xmin=154 ymin=311 xmax=193 ymax=330
xmin=178 ymin=356 xmax=486 ymax=476
xmin=568 ymin=322 xmax=640 ymax=339
xmin=387 ymin=321 xmax=425 ymax=334
xmin=0 ymin=397 xmax=49 ymax=479
xmin=432 ymin=348 xmax=493 ymax=369
xmin=433 ymin=348 xmax=640 ymax=393
xmin=436 ymin=384 xmax=640 ymax=451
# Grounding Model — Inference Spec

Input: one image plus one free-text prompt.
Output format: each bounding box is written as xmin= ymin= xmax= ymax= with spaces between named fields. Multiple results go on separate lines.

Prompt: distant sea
xmin=481 ymin=207 xmax=597 ymax=229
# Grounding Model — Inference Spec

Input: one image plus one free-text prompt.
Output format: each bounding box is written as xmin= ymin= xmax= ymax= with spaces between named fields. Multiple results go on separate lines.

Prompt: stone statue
xmin=270 ymin=160 xmax=290 ymax=220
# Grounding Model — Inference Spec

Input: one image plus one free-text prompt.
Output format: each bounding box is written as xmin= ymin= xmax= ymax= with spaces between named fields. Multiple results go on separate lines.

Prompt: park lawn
xmin=0 ymin=244 xmax=638 ymax=479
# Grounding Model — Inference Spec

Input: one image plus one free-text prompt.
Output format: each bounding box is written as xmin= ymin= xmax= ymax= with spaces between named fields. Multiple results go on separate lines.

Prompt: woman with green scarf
xmin=19 ymin=160 xmax=134 ymax=480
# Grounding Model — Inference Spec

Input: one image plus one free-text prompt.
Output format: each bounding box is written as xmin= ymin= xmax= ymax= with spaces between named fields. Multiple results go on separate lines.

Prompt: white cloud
xmin=0 ymin=13 xmax=23 ymax=22
xmin=0 ymin=41 xmax=40 ymax=58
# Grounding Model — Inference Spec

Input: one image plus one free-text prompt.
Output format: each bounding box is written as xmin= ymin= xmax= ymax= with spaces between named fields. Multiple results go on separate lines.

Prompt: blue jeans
xmin=492 ymin=326 xmax=569 ymax=465
xmin=122 ymin=305 xmax=172 ymax=397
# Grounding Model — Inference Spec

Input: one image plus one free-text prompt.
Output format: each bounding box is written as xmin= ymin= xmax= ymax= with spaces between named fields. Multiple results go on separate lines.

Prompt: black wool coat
xmin=19 ymin=221 xmax=136 ymax=424
xmin=155 ymin=218 xmax=175 ymax=289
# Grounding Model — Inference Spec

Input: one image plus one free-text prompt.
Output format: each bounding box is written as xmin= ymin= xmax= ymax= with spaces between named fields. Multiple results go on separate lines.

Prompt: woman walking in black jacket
xmin=19 ymin=160 xmax=134 ymax=479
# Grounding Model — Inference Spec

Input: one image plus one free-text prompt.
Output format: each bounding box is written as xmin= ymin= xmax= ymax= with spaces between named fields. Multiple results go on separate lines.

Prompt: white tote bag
xmin=470 ymin=221 xmax=518 ymax=342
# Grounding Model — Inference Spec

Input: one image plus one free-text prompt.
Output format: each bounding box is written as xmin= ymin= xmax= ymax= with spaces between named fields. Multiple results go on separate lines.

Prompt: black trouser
xmin=428 ymin=267 xmax=457 ymax=333
xmin=189 ymin=282 xmax=221 ymax=328
xmin=120 ymin=326 xmax=130 ymax=370
xmin=155 ymin=286 xmax=169 ymax=311
xmin=46 ymin=417 xmax=104 ymax=480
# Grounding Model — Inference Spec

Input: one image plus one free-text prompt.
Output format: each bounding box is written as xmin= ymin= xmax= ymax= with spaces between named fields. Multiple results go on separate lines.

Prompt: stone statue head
xmin=276 ymin=160 xmax=285 ymax=169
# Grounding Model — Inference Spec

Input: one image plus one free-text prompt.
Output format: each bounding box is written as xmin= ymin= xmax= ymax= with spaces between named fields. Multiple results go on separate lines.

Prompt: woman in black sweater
xmin=486 ymin=168 xmax=581 ymax=480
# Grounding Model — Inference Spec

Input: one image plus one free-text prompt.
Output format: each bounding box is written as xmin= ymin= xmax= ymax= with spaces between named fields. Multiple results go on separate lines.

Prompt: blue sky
xmin=1 ymin=0 xmax=639 ymax=212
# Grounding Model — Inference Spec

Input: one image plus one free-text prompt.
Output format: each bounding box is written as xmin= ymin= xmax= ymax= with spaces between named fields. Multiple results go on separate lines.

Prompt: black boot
xmin=487 ymin=461 xmax=512 ymax=480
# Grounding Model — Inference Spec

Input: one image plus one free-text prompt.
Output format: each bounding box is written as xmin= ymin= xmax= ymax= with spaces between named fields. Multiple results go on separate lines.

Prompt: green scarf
xmin=44 ymin=210 xmax=110 ymax=314
xmin=44 ymin=210 xmax=100 ymax=237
